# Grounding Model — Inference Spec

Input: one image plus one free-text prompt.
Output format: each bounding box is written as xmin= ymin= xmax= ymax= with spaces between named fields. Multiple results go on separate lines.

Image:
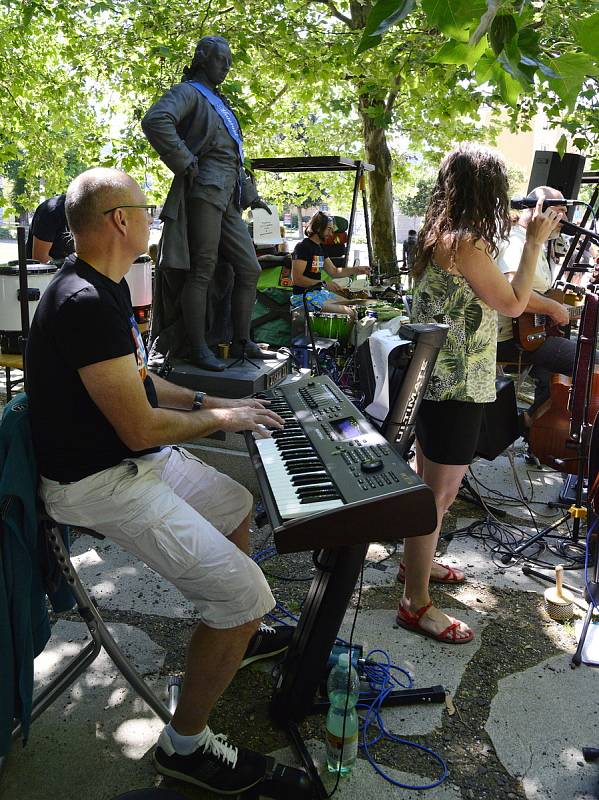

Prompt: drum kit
xmin=309 ymin=311 xmax=354 ymax=343
xmin=308 ymin=291 xmax=407 ymax=347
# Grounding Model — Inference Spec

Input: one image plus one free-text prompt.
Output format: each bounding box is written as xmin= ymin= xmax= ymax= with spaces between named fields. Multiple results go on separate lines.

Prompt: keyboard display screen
xmin=331 ymin=416 xmax=362 ymax=440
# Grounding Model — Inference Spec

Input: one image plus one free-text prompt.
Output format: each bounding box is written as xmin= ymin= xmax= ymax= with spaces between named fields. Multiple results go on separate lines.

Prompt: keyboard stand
xmin=270 ymin=545 xmax=445 ymax=799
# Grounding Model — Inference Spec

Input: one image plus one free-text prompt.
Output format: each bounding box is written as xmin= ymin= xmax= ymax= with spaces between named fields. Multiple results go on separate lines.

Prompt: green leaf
xmin=371 ymin=0 xmax=416 ymax=37
xmin=556 ymin=134 xmax=567 ymax=160
xmin=356 ymin=32 xmax=383 ymax=55
xmin=499 ymin=42 xmax=534 ymax=89
xmin=22 ymin=1 xmax=35 ymax=29
xmin=517 ymin=26 xmax=540 ymax=57
xmin=487 ymin=60 xmax=521 ymax=105
xmin=520 ymin=55 xmax=558 ymax=80
xmin=421 ymin=0 xmax=489 ymax=42
xmin=432 ymin=36 xmax=488 ymax=69
xmin=574 ymin=12 xmax=599 ymax=61
xmin=547 ymin=52 xmax=599 ymax=112
xmin=515 ymin=0 xmax=535 ymax=27
xmin=468 ymin=0 xmax=504 ymax=47
xmin=489 ymin=13 xmax=517 ymax=56
xmin=475 ymin=52 xmax=496 ymax=83
xmin=356 ymin=0 xmax=416 ymax=54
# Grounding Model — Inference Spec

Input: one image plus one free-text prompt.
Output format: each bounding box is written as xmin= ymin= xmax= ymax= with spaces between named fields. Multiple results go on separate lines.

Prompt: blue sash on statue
xmin=189 ymin=81 xmax=245 ymax=164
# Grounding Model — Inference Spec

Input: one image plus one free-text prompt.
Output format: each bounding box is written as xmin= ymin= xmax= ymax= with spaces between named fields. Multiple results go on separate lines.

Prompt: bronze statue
xmin=142 ymin=35 xmax=271 ymax=370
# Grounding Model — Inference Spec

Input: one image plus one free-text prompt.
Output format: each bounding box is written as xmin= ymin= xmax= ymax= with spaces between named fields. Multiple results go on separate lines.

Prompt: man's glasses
xmin=102 ymin=204 xmax=157 ymax=217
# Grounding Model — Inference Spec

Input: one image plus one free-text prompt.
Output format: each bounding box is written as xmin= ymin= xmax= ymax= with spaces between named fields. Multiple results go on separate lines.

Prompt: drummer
xmin=290 ymin=211 xmax=369 ymax=318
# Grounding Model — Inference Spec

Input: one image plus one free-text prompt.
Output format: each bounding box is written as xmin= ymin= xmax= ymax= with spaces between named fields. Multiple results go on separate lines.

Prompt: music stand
xmin=301 ymin=291 xmax=323 ymax=375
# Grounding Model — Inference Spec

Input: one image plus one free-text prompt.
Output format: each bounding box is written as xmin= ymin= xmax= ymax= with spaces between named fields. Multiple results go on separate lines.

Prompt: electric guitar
xmin=512 ymin=288 xmax=585 ymax=352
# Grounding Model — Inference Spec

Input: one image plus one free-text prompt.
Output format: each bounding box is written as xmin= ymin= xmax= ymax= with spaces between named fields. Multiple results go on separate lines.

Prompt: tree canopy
xmin=1 ymin=0 xmax=597 ymax=258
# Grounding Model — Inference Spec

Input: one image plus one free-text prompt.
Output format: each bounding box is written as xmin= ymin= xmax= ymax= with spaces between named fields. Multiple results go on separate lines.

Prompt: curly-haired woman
xmin=398 ymin=144 xmax=563 ymax=644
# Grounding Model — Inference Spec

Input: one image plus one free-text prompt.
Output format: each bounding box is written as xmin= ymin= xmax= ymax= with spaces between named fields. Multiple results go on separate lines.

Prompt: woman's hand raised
xmin=526 ymin=197 xmax=565 ymax=246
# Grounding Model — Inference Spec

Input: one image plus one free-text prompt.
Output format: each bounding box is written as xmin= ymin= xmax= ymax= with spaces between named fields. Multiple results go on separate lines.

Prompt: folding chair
xmin=9 ymin=515 xmax=171 ymax=745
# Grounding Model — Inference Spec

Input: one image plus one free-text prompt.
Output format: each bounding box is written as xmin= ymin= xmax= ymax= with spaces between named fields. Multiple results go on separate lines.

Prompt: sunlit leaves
xmin=574 ymin=12 xmax=599 ymax=62
xmin=357 ymin=0 xmax=416 ymax=54
xmin=432 ymin=36 xmax=488 ymax=69
xmin=1 ymin=0 xmax=597 ymax=221
xmin=556 ymin=133 xmax=568 ymax=159
xmin=421 ymin=0 xmax=489 ymax=42
xmin=547 ymin=52 xmax=599 ymax=112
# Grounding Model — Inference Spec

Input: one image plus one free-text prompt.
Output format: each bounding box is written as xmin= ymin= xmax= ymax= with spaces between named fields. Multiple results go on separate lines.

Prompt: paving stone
xmin=268 ymin=739 xmax=462 ymax=799
xmin=486 ymin=654 xmax=599 ymax=800
xmin=468 ymin=453 xmax=565 ymax=515
xmin=336 ymin=608 xmax=487 ymax=735
xmin=4 ymin=620 xmax=167 ymax=800
xmin=2 ymin=415 xmax=594 ymax=800
xmin=442 ymin=532 xmax=587 ymax=596
xmin=362 ymin=564 xmax=396 ymax=587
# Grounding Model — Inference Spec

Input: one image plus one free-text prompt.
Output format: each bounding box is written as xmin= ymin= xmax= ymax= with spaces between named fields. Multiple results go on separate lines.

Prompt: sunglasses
xmin=102 ymin=204 xmax=157 ymax=217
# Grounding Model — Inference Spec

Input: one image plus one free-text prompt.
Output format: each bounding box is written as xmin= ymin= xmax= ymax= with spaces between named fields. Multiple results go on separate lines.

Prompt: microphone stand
xmin=227 ymin=338 xmax=260 ymax=369
xmin=506 ymin=294 xmax=599 ymax=563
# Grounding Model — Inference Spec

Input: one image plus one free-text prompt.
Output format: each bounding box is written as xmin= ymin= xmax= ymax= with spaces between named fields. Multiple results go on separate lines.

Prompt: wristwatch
xmin=192 ymin=390 xmax=206 ymax=410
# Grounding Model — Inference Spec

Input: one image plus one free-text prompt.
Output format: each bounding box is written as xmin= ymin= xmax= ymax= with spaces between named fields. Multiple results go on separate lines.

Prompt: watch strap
xmin=192 ymin=390 xmax=206 ymax=410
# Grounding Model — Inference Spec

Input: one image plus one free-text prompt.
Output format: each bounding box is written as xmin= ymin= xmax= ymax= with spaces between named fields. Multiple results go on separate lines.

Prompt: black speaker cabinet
xmin=476 ymin=376 xmax=520 ymax=461
xmin=527 ymin=150 xmax=586 ymax=201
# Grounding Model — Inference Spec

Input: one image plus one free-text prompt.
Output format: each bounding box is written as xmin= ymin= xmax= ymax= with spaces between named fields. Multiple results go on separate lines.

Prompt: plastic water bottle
xmin=325 ymin=652 xmax=360 ymax=775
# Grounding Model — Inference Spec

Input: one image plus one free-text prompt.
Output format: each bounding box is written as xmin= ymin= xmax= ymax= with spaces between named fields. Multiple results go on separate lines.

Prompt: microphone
xmin=559 ymin=219 xmax=599 ymax=243
xmin=510 ymin=197 xmax=577 ymax=210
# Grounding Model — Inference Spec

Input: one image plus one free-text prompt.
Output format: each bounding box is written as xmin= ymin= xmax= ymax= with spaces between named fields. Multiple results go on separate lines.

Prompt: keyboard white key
xmin=255 ymin=438 xmax=343 ymax=519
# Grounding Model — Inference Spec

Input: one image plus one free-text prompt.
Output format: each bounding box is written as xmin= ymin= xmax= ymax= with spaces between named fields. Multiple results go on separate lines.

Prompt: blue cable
xmin=251 ymin=548 xmax=449 ymax=790
xmin=357 ymin=650 xmax=449 ymax=790
xmin=252 ymin=546 xmax=277 ymax=563
xmin=266 ymin=602 xmax=298 ymax=627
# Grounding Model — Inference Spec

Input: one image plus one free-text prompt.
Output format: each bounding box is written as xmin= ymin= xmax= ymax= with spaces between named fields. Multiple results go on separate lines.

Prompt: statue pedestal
xmin=162 ymin=354 xmax=290 ymax=398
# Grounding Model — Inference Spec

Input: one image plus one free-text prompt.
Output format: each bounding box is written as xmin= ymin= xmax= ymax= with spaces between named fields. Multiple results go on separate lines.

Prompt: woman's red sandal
xmin=396 ymin=601 xmax=474 ymax=644
xmin=398 ymin=561 xmax=465 ymax=584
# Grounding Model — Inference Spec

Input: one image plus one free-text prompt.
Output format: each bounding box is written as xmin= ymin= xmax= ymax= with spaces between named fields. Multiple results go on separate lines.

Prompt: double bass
xmin=529 ymin=293 xmax=599 ymax=475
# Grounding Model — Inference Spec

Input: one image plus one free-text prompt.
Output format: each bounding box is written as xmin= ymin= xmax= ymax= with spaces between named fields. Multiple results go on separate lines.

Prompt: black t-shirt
xmin=26 ymin=194 xmax=74 ymax=261
xmin=292 ymin=237 xmax=325 ymax=294
xmin=26 ymin=256 xmax=159 ymax=482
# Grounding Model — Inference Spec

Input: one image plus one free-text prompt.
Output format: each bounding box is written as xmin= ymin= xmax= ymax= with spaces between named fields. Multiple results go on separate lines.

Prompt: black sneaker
xmin=154 ymin=727 xmax=267 ymax=794
xmin=240 ymin=623 xmax=295 ymax=668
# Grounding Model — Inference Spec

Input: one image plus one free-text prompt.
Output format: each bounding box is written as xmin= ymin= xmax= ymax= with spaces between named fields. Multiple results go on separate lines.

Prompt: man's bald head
xmin=527 ymin=185 xmax=565 ymax=203
xmin=519 ymin=185 xmax=566 ymax=229
xmin=65 ymin=168 xmax=143 ymax=237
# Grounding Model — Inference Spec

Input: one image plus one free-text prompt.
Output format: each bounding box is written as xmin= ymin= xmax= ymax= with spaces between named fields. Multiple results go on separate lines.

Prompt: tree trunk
xmin=358 ymin=94 xmax=397 ymax=272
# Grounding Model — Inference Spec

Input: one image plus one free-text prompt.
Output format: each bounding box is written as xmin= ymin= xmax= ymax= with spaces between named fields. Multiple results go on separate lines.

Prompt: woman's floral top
xmin=411 ymin=261 xmax=497 ymax=403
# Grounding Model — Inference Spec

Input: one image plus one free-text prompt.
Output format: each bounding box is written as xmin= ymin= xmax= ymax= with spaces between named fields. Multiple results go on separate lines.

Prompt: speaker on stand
xmin=527 ymin=150 xmax=586 ymax=219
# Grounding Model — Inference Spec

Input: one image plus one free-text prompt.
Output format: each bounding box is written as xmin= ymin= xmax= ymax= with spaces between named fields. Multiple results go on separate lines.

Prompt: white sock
xmin=165 ymin=722 xmax=209 ymax=756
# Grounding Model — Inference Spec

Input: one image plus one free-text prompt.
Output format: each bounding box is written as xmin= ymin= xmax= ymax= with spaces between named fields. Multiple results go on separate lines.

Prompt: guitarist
xmin=496 ymin=186 xmax=573 ymax=430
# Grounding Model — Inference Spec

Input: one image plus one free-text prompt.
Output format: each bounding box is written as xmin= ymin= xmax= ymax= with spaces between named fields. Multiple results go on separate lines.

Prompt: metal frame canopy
xmin=250 ymin=156 xmax=375 ymax=267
